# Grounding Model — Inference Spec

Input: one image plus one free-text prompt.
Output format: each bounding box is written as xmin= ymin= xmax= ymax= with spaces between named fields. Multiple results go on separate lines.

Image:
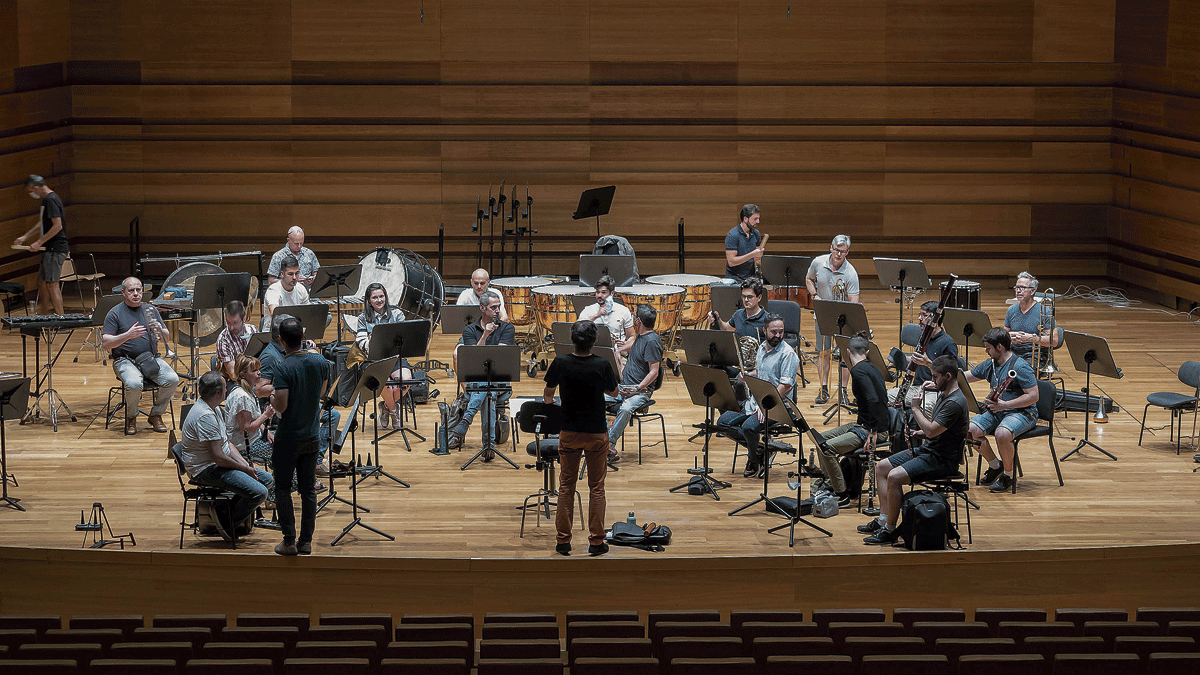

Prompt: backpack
xmin=897 ymin=490 xmax=961 ymax=550
xmin=606 ymin=521 xmax=672 ymax=552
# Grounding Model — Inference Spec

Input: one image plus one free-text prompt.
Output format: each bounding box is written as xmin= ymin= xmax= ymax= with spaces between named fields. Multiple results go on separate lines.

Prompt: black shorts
xmin=885 ymin=448 xmax=957 ymax=483
xmin=39 ymin=251 xmax=67 ymax=282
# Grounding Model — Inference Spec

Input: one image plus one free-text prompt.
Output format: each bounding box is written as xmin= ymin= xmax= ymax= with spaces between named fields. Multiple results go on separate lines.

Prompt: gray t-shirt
xmin=179 ymin=399 xmax=228 ymax=477
xmin=103 ymin=301 xmax=164 ymax=359
xmin=807 ymin=254 xmax=860 ymax=300
xmin=622 ymin=330 xmax=663 ymax=389
xmin=1005 ymin=302 xmax=1050 ymax=362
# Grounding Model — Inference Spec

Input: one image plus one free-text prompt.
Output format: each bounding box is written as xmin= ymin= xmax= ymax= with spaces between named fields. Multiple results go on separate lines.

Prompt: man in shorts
xmin=13 ymin=175 xmax=69 ymax=315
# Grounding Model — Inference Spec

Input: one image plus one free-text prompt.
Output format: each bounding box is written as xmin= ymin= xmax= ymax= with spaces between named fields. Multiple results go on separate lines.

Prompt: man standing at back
xmin=724 ymin=204 xmax=764 ymax=281
xmin=269 ymin=317 xmax=329 ymax=556
xmin=267 ymin=226 xmax=320 ymax=289
xmin=14 ymin=175 xmax=69 ymax=315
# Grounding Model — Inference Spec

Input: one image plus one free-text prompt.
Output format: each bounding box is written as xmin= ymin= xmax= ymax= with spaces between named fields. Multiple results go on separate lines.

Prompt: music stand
xmin=579 ymin=255 xmax=635 ymax=289
xmin=439 ymin=305 xmax=482 ymax=334
xmin=365 ymin=320 xmax=431 ymax=451
xmin=1060 ymin=330 xmax=1122 ymax=462
xmin=273 ymin=304 xmax=330 ymax=342
xmin=75 ymin=294 xmax=124 ymax=365
xmin=244 ymin=332 xmax=272 ymax=359
xmin=670 ymin=364 xmax=737 ymax=500
xmin=309 ymin=264 xmax=362 ymax=345
xmin=572 ymin=185 xmax=616 ymax=239
xmin=457 ymin=345 xmax=523 ymax=470
xmin=812 ymin=299 xmax=871 ymax=422
xmin=874 ymin=258 xmax=931 ymax=350
xmin=833 ymin=335 xmax=892 ymax=383
xmin=0 ymin=376 xmax=30 ymax=511
xmin=189 ymin=273 xmax=253 ymax=391
xmin=347 ymin=358 xmax=411 ymax=488
xmin=941 ymin=307 xmax=992 ymax=365
xmin=680 ymin=329 xmax=743 ymax=370
xmin=760 ymin=255 xmax=813 ymax=301
xmin=709 ymin=284 xmax=743 ymax=320
xmin=552 ymin=321 xmax=613 ymax=348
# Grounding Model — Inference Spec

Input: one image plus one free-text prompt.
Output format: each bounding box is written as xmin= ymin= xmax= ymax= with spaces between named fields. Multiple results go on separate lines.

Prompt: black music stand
xmin=833 ymin=335 xmax=893 ymax=383
xmin=572 ymin=185 xmax=616 ymax=239
xmin=310 ymin=264 xmax=362 ymax=345
xmin=812 ymin=299 xmax=871 ymax=423
xmin=244 ymin=332 xmax=271 ymax=359
xmin=670 ymin=364 xmax=737 ymax=500
xmin=941 ymin=307 xmax=992 ymax=365
xmin=579 ymin=255 xmax=635 ymax=289
xmin=681 ymin=328 xmax=744 ymax=441
xmin=874 ymin=258 xmax=931 ymax=350
xmin=327 ymin=394 xmax=392 ymax=547
xmin=349 ymin=358 xmax=411 ymax=488
xmin=709 ymin=284 xmax=742 ymax=320
xmin=440 ymin=305 xmax=482 ymax=334
xmin=365 ymin=319 xmax=431 ymax=452
xmin=272 ymin=304 xmax=330 ymax=342
xmin=552 ymin=321 xmax=613 ymax=348
xmin=1060 ymin=330 xmax=1122 ymax=462
xmin=0 ymin=376 xmax=30 ymax=512
xmin=760 ymin=255 xmax=813 ymax=301
xmin=458 ymin=345 xmax=523 ymax=470
xmin=767 ymin=395 xmax=835 ymax=544
xmin=190 ymin=273 xmax=253 ymax=395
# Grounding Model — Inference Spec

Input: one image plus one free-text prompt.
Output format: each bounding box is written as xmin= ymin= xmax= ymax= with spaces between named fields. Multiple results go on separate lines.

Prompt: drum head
xmin=646 ymin=274 xmax=721 ymax=286
xmin=355 ymin=248 xmax=443 ymax=325
xmin=492 ymin=276 xmax=552 ymax=289
xmin=160 ymin=262 xmax=257 ymax=348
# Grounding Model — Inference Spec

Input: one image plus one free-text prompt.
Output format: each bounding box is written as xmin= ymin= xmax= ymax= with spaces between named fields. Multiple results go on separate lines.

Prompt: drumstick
xmin=11 ymin=244 xmax=31 ymax=251
xmin=759 ymin=233 xmax=769 ymax=250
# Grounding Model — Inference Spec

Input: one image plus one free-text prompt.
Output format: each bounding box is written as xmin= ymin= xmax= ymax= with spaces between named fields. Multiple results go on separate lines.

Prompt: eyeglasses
xmin=1013 ymin=285 xmax=1031 ymax=291
xmin=831 ymin=247 xmax=849 ymax=255
xmin=741 ymin=294 xmax=757 ymax=301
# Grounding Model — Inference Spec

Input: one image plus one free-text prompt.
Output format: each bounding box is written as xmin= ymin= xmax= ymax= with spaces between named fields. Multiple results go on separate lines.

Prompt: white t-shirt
xmin=265 ymin=281 xmax=309 ymax=310
xmin=224 ymin=386 xmax=261 ymax=459
xmin=457 ymin=288 xmax=506 ymax=311
xmin=578 ymin=301 xmax=635 ymax=343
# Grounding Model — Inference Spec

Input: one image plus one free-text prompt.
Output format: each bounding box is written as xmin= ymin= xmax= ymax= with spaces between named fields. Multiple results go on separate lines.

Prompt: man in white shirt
xmin=577 ymin=275 xmax=636 ymax=372
xmin=456 ymin=268 xmax=507 ymax=322
xmin=263 ymin=255 xmax=309 ymax=330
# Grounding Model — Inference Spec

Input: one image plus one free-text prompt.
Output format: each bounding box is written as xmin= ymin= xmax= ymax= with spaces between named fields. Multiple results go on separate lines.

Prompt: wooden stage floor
xmin=2 ymin=285 xmax=1199 ymax=561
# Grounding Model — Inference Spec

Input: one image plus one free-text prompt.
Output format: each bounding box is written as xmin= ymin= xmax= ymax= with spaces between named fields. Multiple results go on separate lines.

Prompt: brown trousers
xmin=555 ymin=431 xmax=609 ymax=545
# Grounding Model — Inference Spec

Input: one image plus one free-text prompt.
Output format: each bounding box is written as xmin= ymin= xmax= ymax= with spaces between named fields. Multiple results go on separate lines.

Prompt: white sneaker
xmin=379 ymin=409 xmax=392 ymax=429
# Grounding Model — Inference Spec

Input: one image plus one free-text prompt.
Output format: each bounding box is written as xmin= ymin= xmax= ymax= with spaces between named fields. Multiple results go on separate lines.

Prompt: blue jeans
xmin=719 ymin=410 xmax=766 ymax=464
xmin=318 ymin=409 xmax=339 ymax=461
xmin=193 ymin=465 xmax=275 ymax=527
xmin=458 ymin=384 xmax=511 ymax=436
xmin=607 ymin=392 xmax=652 ymax=447
xmin=272 ymin=438 xmax=319 ymax=545
xmin=112 ymin=356 xmax=180 ymax=417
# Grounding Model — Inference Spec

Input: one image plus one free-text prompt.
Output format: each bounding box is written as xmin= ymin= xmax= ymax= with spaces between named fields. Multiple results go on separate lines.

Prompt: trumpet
xmin=1032 ymin=288 xmax=1058 ymax=379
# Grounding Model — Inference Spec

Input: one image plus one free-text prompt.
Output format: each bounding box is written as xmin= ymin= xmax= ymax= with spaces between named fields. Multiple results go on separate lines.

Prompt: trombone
xmin=1031 ymin=288 xmax=1059 ymax=380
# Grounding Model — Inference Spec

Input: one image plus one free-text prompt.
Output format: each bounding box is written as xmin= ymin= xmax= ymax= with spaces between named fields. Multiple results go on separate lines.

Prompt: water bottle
xmin=626 ymin=511 xmax=636 ymax=526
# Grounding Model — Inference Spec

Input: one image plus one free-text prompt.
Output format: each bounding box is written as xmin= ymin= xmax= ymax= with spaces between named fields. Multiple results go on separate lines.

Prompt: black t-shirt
xmin=461 ymin=321 xmax=516 ymax=347
xmin=922 ymin=388 xmax=970 ymax=463
xmin=915 ymin=330 xmax=959 ymax=386
xmin=544 ymin=353 xmax=618 ymax=434
xmin=39 ymin=192 xmax=69 ymax=254
xmin=272 ymin=351 xmax=329 ymax=446
xmin=851 ymin=360 xmax=889 ymax=433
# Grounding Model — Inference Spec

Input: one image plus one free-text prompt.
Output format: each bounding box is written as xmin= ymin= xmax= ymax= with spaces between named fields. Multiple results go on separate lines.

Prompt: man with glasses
xmin=709 ymin=278 xmax=768 ymax=341
xmin=1005 ymin=271 xmax=1057 ymax=366
xmin=448 ymin=290 xmax=515 ymax=450
xmin=719 ymin=314 xmax=798 ymax=479
xmin=806 ymin=234 xmax=860 ymax=404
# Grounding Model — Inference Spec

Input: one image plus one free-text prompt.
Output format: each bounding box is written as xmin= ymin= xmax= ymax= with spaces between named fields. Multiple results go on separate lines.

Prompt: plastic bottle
xmin=626 ymin=511 xmax=636 ymax=526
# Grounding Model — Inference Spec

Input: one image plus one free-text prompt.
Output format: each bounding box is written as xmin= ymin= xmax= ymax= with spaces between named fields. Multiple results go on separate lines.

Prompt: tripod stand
xmin=768 ymin=394 xmax=834 ymax=543
xmin=316 ymin=397 xmax=363 ymax=515
xmin=364 ymin=321 xmax=430 ymax=453
xmin=331 ymin=454 xmax=394 ymax=545
xmin=20 ymin=324 xmax=78 ymax=431
xmin=0 ymin=376 xmax=30 ymax=512
xmin=1060 ymin=330 xmax=1122 ymax=462
xmin=75 ymin=502 xmax=135 ymax=549
xmin=671 ymin=364 xmax=736 ymax=500
xmin=350 ymin=358 xmax=412 ymax=488
xmin=458 ymin=345 xmax=522 ymax=470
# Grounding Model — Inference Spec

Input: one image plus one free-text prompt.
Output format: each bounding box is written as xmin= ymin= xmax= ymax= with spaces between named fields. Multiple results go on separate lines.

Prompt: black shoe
xmin=588 ymin=543 xmax=609 ymax=556
xmin=756 ymin=465 xmax=768 ymax=480
xmin=555 ymin=542 xmax=571 ymax=556
xmin=429 ymin=446 xmax=450 ymax=456
xmin=858 ymin=519 xmax=883 ymax=534
xmin=815 ymin=386 xmax=830 ymax=404
xmin=297 ymin=541 xmax=312 ymax=555
xmin=989 ymin=473 xmax=1013 ymax=493
xmin=980 ymin=465 xmax=1003 ymax=485
xmin=863 ymin=527 xmax=899 ymax=545
xmin=837 ymin=492 xmax=852 ymax=508
xmin=743 ymin=462 xmax=760 ymax=478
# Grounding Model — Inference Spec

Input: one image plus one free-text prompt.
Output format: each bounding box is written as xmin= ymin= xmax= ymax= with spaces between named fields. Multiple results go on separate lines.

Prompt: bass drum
xmin=354 ymin=248 xmax=444 ymax=326
xmin=160 ymin=262 xmax=259 ymax=348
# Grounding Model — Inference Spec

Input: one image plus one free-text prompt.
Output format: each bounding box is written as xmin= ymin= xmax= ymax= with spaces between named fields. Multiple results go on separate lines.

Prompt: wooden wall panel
xmin=17 ymin=0 xmax=70 ymax=67
xmin=885 ymin=0 xmax=1034 ymax=63
xmin=1033 ymin=0 xmax=1115 ymax=63
xmin=291 ymin=0 xmax=441 ymax=62
xmin=589 ymin=0 xmax=739 ymax=63
xmin=441 ymin=0 xmax=589 ymax=63
xmin=139 ymin=0 xmax=292 ymax=63
xmin=736 ymin=0 xmax=886 ymax=64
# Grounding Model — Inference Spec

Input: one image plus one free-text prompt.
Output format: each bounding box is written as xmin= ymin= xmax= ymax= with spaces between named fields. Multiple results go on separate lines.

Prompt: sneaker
xmin=379 ymin=409 xmax=391 ymax=429
xmin=743 ymin=462 xmax=760 ymax=478
xmin=756 ymin=465 xmax=768 ymax=480
xmin=275 ymin=542 xmax=298 ymax=556
xmin=989 ymin=473 xmax=1013 ymax=493
xmin=1194 ymin=452 xmax=1200 ymax=463
xmin=297 ymin=541 xmax=312 ymax=555
xmin=815 ymin=386 xmax=830 ymax=404
xmin=555 ymin=542 xmax=571 ymax=556
xmin=863 ymin=527 xmax=899 ymax=545
xmin=857 ymin=519 xmax=883 ymax=534
xmin=588 ymin=542 xmax=610 ymax=556
xmin=836 ymin=492 xmax=852 ymax=508
xmin=980 ymin=465 xmax=1003 ymax=486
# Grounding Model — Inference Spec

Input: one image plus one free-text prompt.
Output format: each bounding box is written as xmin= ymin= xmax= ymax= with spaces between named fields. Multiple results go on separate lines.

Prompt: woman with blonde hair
xmin=225 ymin=354 xmax=274 ymax=464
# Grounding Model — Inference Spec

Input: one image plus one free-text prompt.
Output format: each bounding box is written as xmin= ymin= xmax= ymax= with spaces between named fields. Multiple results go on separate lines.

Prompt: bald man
xmin=456 ymin=268 xmax=508 ymax=322
xmin=267 ymin=226 xmax=320 ymax=288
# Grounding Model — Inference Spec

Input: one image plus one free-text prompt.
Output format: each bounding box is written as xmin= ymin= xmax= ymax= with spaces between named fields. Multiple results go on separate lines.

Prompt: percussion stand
xmin=458 ymin=345 xmax=523 ymax=470
xmin=812 ymin=300 xmax=870 ymax=425
xmin=1060 ymin=331 xmax=1122 ymax=462
xmin=309 ymin=265 xmax=363 ymax=346
xmin=20 ymin=324 xmax=78 ymax=432
xmin=0 ymin=377 xmax=30 ymax=512
xmin=671 ymin=364 xmax=736 ymax=500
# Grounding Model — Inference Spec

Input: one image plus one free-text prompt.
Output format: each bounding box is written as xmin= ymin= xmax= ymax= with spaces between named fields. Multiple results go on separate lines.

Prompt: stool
xmin=520 ymin=438 xmax=582 ymax=537
xmin=105 ymin=384 xmax=176 ymax=431
xmin=0 ymin=282 xmax=26 ymax=316
xmin=621 ymin=399 xmax=668 ymax=464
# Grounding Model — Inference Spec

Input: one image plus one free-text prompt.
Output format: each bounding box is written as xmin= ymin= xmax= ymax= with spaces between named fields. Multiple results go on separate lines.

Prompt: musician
xmin=889 ymin=301 xmax=959 ymax=414
xmin=577 ymin=274 xmax=636 ymax=360
xmin=861 ymin=355 xmax=969 ymax=545
xmin=1005 ymin=271 xmax=1058 ymax=366
xmin=724 ymin=204 xmax=764 ymax=281
xmin=216 ymin=300 xmax=255 ymax=383
xmin=606 ymin=304 xmax=663 ymax=463
xmin=101 ymin=277 xmax=180 ymax=436
xmin=456 ymin=268 xmax=508 ymax=322
xmin=263 ymin=256 xmax=309 ymax=327
xmin=179 ymin=371 xmax=274 ymax=542
xmin=14 ymin=175 xmax=69 ymax=315
xmin=355 ymin=282 xmax=414 ymax=430
xmin=269 ymin=317 xmax=328 ymax=555
xmin=267 ymin=226 xmax=320 ymax=288
xmin=709 ymin=278 xmax=768 ymax=341
xmin=806 ymin=234 xmax=860 ymax=404
xmin=226 ymin=354 xmax=274 ymax=466
xmin=447 ymin=290 xmax=515 ymax=450
xmin=543 ymin=319 xmax=620 ymax=556
xmin=718 ymin=314 xmax=798 ymax=478
xmin=965 ymin=327 xmax=1039 ymax=493
xmin=816 ymin=333 xmax=889 ymax=507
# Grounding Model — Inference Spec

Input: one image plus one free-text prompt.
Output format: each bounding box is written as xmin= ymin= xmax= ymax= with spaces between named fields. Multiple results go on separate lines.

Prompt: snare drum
xmin=940 ymin=280 xmax=981 ymax=310
xmin=766 ymin=285 xmax=812 ymax=310
xmin=646 ymin=273 xmax=721 ymax=327
xmin=615 ymin=284 xmax=686 ymax=336
xmin=531 ymin=285 xmax=592 ymax=335
xmin=491 ymin=276 xmax=551 ymax=327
